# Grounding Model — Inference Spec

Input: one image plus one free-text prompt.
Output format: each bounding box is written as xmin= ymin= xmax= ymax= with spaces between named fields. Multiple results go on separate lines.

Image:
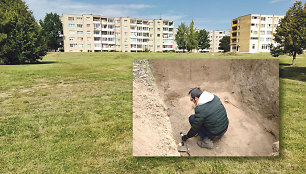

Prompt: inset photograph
xmin=133 ymin=59 xmax=279 ymax=157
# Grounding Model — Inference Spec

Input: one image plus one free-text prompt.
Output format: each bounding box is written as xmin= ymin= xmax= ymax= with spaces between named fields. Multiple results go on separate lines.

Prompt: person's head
xmin=188 ymin=87 xmax=202 ymax=103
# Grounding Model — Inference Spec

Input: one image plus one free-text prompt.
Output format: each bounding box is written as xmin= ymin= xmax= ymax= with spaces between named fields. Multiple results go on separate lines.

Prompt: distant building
xmin=230 ymin=14 xmax=284 ymax=53
xmin=202 ymin=30 xmax=230 ymax=52
xmin=61 ymin=14 xmax=175 ymax=52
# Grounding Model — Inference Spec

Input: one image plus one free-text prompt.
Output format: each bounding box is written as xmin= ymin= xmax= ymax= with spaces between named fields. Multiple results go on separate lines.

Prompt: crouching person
xmin=182 ymin=88 xmax=229 ymax=149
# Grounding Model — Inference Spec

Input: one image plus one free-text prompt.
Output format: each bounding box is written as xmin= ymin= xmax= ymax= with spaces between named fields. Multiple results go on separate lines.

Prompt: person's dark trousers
xmin=189 ymin=114 xmax=225 ymax=140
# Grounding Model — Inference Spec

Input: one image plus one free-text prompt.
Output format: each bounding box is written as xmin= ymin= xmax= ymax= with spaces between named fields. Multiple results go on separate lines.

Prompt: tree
xmin=0 ymin=0 xmax=47 ymax=64
xmin=270 ymin=1 xmax=306 ymax=65
xmin=39 ymin=13 xmax=63 ymax=51
xmin=187 ymin=20 xmax=198 ymax=52
xmin=218 ymin=36 xmax=230 ymax=52
xmin=175 ymin=22 xmax=188 ymax=52
xmin=197 ymin=29 xmax=210 ymax=51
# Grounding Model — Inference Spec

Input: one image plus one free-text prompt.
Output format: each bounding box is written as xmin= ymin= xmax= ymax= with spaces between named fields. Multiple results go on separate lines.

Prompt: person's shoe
xmin=197 ymin=139 xmax=214 ymax=149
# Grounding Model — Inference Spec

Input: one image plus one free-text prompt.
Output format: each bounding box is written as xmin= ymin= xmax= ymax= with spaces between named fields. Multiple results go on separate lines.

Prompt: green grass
xmin=0 ymin=52 xmax=305 ymax=173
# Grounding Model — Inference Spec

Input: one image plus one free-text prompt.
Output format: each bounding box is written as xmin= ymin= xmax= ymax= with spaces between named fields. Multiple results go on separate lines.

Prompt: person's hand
xmin=182 ymin=135 xmax=188 ymax=141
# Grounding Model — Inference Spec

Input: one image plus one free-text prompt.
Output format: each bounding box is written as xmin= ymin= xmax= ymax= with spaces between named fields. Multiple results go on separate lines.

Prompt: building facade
xmin=61 ymin=14 xmax=175 ymax=52
xmin=230 ymin=14 xmax=284 ymax=53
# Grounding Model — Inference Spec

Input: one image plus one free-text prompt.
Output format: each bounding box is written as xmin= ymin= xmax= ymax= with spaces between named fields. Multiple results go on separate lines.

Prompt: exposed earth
xmin=133 ymin=59 xmax=279 ymax=156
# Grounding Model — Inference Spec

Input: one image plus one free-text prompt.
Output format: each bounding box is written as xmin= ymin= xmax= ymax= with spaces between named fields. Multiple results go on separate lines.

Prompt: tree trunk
xmin=292 ymin=52 xmax=296 ymax=65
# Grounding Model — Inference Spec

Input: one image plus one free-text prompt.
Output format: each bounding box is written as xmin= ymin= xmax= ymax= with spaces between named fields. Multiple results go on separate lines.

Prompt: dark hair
xmin=188 ymin=88 xmax=202 ymax=99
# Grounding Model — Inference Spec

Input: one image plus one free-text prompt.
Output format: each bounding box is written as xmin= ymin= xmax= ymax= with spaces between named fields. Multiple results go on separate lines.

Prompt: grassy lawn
xmin=0 ymin=52 xmax=305 ymax=173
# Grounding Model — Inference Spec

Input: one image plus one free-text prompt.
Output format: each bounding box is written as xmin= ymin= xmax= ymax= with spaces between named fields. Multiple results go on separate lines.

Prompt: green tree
xmin=197 ymin=29 xmax=210 ymax=51
xmin=187 ymin=20 xmax=198 ymax=52
xmin=39 ymin=13 xmax=63 ymax=51
xmin=0 ymin=0 xmax=46 ymax=65
xmin=175 ymin=22 xmax=188 ymax=52
xmin=270 ymin=1 xmax=306 ymax=65
xmin=218 ymin=36 xmax=230 ymax=52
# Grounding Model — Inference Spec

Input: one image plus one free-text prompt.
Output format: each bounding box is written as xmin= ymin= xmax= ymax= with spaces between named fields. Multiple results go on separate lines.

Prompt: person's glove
xmin=182 ymin=135 xmax=188 ymax=141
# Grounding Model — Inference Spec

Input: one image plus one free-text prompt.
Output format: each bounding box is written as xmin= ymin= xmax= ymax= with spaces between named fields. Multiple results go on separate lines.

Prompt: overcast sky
xmin=24 ymin=0 xmax=304 ymax=31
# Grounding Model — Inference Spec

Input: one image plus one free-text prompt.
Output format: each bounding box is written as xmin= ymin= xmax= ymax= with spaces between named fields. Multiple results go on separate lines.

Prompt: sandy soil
xmin=133 ymin=59 xmax=279 ymax=156
xmin=133 ymin=60 xmax=179 ymax=156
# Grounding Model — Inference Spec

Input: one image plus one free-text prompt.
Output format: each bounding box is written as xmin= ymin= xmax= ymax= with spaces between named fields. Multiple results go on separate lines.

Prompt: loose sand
xmin=133 ymin=59 xmax=279 ymax=156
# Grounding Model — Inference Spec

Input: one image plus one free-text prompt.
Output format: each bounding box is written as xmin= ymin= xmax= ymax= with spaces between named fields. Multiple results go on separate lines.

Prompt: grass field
xmin=0 ymin=52 xmax=305 ymax=173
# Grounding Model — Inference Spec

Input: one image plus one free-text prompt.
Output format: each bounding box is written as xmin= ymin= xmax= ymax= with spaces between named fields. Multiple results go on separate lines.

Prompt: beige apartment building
xmin=61 ymin=14 xmax=175 ymax=52
xmin=230 ymin=14 xmax=284 ymax=53
xmin=202 ymin=30 xmax=230 ymax=52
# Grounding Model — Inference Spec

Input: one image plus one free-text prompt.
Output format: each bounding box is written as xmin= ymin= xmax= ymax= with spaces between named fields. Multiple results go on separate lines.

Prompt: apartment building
xmin=230 ymin=14 xmax=284 ymax=53
xmin=202 ymin=30 xmax=230 ymax=52
xmin=61 ymin=14 xmax=175 ymax=52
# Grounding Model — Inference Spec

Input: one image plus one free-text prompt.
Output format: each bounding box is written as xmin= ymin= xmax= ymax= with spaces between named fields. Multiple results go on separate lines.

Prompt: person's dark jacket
xmin=187 ymin=91 xmax=229 ymax=138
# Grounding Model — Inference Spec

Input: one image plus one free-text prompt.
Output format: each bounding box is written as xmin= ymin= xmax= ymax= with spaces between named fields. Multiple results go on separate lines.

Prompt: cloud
xmin=24 ymin=0 xmax=154 ymax=20
xmin=269 ymin=0 xmax=297 ymax=4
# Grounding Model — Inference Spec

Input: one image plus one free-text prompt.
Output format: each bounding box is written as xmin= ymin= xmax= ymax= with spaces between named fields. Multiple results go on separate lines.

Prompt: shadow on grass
xmin=280 ymin=66 xmax=306 ymax=82
xmin=0 ymin=61 xmax=57 ymax=65
xmin=24 ymin=61 xmax=58 ymax=65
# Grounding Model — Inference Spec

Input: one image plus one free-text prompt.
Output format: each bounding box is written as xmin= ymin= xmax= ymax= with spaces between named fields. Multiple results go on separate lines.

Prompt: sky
xmin=24 ymin=0 xmax=304 ymax=31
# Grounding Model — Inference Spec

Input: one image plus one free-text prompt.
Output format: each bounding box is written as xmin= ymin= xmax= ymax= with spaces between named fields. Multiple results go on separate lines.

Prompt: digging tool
xmin=177 ymin=142 xmax=184 ymax=146
xmin=177 ymin=132 xmax=191 ymax=156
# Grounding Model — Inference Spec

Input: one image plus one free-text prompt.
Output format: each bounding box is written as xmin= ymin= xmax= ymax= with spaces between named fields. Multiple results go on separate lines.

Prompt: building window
xmin=261 ymin=44 xmax=268 ymax=49
xmin=94 ymin=31 xmax=99 ymax=35
xmin=77 ymin=37 xmax=83 ymax=41
xmin=70 ymin=44 xmax=76 ymax=47
xmin=69 ymin=24 xmax=75 ymax=28
xmin=251 ymin=23 xmax=255 ymax=26
xmin=157 ymin=28 xmax=160 ymax=31
xmin=124 ymin=32 xmax=128 ymax=36
xmin=124 ymin=45 xmax=128 ymax=48
xmin=124 ymin=20 xmax=128 ymax=24
xmin=87 ymin=31 xmax=91 ymax=35
xmin=77 ymin=24 xmax=83 ymax=28
xmin=87 ymin=37 xmax=91 ymax=41
xmin=69 ymin=30 xmax=75 ymax=34
xmin=87 ymin=24 xmax=90 ymax=27
xmin=266 ymin=37 xmax=271 ymax=42
xmin=116 ymin=20 xmax=120 ymax=24
xmin=86 ymin=17 xmax=90 ymax=21
xmin=260 ymin=31 xmax=265 ymax=35
xmin=69 ymin=37 xmax=75 ymax=41
xmin=261 ymin=17 xmax=266 ymax=21
xmin=68 ymin=17 xmax=74 ymax=21
xmin=267 ymin=31 xmax=273 ymax=35
xmin=253 ymin=31 xmax=258 ymax=35
xmin=77 ymin=31 xmax=83 ymax=35
xmin=77 ymin=17 xmax=82 ymax=21
xmin=261 ymin=24 xmax=265 ymax=28
xmin=260 ymin=37 xmax=264 ymax=41
xmin=252 ymin=44 xmax=255 ymax=49
xmin=252 ymin=16 xmax=258 ymax=19
xmin=157 ymin=45 xmax=160 ymax=48
xmin=157 ymin=34 xmax=160 ymax=37
xmin=237 ymin=32 xmax=240 ymax=36
xmin=78 ymin=44 xmax=83 ymax=48
xmin=116 ymin=26 xmax=120 ymax=30
xmin=251 ymin=37 xmax=258 ymax=40
xmin=238 ymin=26 xmax=240 ymax=30
xmin=87 ymin=44 xmax=91 ymax=48
xmin=124 ymin=26 xmax=128 ymax=30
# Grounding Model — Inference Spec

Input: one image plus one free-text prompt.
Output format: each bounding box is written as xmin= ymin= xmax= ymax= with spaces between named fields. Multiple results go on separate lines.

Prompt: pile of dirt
xmin=133 ymin=60 xmax=179 ymax=156
xmin=147 ymin=59 xmax=279 ymax=156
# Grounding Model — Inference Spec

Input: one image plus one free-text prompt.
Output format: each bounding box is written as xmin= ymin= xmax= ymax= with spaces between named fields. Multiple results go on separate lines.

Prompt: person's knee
xmin=189 ymin=114 xmax=195 ymax=124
